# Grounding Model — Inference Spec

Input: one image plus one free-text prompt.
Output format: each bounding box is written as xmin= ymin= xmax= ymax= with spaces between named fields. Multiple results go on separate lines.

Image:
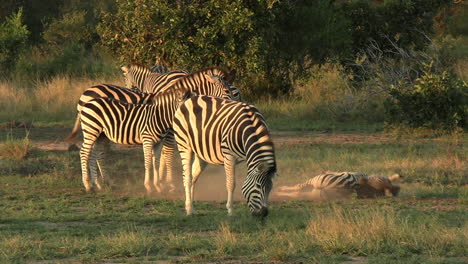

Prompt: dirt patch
xmin=272 ymin=131 xmax=394 ymax=146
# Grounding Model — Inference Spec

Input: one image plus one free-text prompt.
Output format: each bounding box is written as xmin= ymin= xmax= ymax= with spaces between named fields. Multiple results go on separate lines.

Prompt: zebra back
xmin=81 ymin=86 xmax=192 ymax=144
xmin=77 ymin=84 xmax=153 ymax=113
xmin=142 ymin=70 xmax=190 ymax=93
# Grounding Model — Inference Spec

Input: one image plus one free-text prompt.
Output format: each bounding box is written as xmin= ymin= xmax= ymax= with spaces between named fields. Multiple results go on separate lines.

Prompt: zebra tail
xmin=64 ymin=113 xmax=81 ymax=143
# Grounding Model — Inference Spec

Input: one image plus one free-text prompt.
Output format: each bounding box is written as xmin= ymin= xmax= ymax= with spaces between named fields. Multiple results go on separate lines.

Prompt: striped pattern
xmin=77 ymin=87 xmax=191 ymax=193
xmin=67 ymin=70 xmax=237 ymax=192
xmin=121 ymin=64 xmax=154 ymax=90
xmin=147 ymin=68 xmax=239 ymax=192
xmin=173 ymin=96 xmax=276 ymax=217
xmin=142 ymin=70 xmax=189 ymax=93
xmin=287 ymin=172 xmax=368 ymax=191
xmin=66 ymin=84 xmax=154 ymax=189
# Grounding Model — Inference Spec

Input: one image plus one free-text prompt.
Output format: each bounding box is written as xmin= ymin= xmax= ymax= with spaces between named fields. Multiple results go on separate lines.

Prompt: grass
xmin=0 ymin=131 xmax=31 ymax=161
xmin=0 ymin=129 xmax=466 ymax=263
xmin=0 ymin=69 xmax=388 ymax=132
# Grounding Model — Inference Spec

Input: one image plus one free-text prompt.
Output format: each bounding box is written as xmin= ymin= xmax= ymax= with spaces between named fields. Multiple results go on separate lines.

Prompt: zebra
xmin=67 ymin=69 xmax=236 ymax=192
xmin=172 ymin=95 xmax=277 ymax=217
xmin=122 ymin=64 xmax=241 ymax=100
xmin=120 ymin=64 xmax=155 ymax=90
xmin=276 ymin=171 xmax=369 ymax=200
xmin=73 ymin=86 xmax=192 ymax=193
xmin=65 ymin=84 xmax=154 ymax=188
xmin=124 ymin=66 xmax=240 ymax=192
xmin=356 ymin=174 xmax=402 ymax=198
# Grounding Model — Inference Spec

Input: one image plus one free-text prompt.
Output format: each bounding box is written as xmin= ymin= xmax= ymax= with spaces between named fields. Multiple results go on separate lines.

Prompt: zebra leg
xmin=223 ymin=154 xmax=236 ymax=216
xmin=95 ymin=138 xmax=112 ymax=188
xmin=80 ymin=137 xmax=98 ymax=192
xmin=179 ymin=147 xmax=194 ymax=215
xmin=88 ymin=148 xmax=102 ymax=191
xmin=190 ymin=155 xmax=208 ymax=202
xmin=152 ymin=142 xmax=163 ymax=193
xmin=142 ymin=139 xmax=157 ymax=195
xmin=159 ymin=133 xmax=176 ymax=192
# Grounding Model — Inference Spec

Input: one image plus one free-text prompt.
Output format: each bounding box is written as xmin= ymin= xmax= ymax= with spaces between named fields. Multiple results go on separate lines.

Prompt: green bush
xmin=385 ymin=66 xmax=467 ymax=130
xmin=97 ymin=0 xmax=354 ymax=97
xmin=0 ymin=8 xmax=29 ymax=75
xmin=13 ymin=43 xmax=118 ymax=81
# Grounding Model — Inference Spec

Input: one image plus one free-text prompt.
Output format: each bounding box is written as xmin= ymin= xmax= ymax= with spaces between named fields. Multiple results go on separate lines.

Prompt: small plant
xmin=0 ymin=131 xmax=31 ymax=161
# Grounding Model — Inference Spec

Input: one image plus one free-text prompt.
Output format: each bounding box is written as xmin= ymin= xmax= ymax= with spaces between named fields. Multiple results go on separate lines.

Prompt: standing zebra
xmin=173 ymin=96 xmax=277 ymax=217
xmin=66 ymin=84 xmax=154 ymax=189
xmin=276 ymin=172 xmax=369 ymax=200
xmin=75 ymin=87 xmax=192 ymax=193
xmin=121 ymin=66 xmax=241 ymax=192
xmin=67 ymin=69 xmax=236 ymax=192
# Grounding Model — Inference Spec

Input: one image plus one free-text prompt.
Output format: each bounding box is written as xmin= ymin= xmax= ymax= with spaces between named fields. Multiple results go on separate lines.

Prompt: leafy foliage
xmin=386 ymin=66 xmax=467 ymax=130
xmin=0 ymin=8 xmax=29 ymax=75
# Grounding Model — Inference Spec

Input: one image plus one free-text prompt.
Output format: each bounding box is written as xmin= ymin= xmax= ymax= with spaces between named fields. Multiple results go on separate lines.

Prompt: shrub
xmin=0 ymin=8 xmax=29 ymax=75
xmin=385 ymin=66 xmax=467 ymax=130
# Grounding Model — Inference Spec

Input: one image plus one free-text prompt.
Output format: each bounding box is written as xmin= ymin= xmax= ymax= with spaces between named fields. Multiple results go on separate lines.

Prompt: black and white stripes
xmin=78 ymin=87 xmax=191 ymax=193
xmin=173 ymin=96 xmax=277 ymax=217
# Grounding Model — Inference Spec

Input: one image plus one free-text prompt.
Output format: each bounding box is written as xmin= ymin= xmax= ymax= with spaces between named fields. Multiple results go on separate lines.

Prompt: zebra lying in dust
xmin=275 ymin=172 xmax=402 ymax=201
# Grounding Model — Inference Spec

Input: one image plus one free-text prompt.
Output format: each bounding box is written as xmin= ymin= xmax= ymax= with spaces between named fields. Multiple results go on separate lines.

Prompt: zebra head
xmin=203 ymin=74 xmax=235 ymax=100
xmin=121 ymin=64 xmax=153 ymax=90
xmin=242 ymin=161 xmax=276 ymax=217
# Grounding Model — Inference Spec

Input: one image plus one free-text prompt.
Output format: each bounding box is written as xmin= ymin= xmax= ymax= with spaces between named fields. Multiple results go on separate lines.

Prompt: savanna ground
xmin=0 ymin=123 xmax=466 ymax=264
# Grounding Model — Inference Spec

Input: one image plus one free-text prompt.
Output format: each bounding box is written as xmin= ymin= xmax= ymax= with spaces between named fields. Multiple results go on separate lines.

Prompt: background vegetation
xmin=0 ymin=0 xmax=466 ymax=131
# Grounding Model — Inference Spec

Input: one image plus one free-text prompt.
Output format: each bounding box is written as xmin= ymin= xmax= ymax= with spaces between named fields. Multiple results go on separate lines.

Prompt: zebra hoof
xmin=185 ymin=208 xmax=194 ymax=216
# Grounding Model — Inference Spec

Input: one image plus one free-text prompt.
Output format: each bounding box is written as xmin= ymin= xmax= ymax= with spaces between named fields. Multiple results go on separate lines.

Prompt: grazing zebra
xmin=140 ymin=67 xmax=238 ymax=192
xmin=173 ymin=95 xmax=277 ymax=217
xmin=276 ymin=172 xmax=369 ymax=200
xmin=356 ymin=174 xmax=402 ymax=198
xmin=74 ymin=87 xmax=192 ymax=193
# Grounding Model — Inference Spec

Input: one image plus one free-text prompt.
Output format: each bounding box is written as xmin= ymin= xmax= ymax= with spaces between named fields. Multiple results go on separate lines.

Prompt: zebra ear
xmin=121 ymin=65 xmax=130 ymax=75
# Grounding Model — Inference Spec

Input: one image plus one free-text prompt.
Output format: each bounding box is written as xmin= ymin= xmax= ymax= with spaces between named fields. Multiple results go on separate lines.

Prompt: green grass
xmin=0 ymin=129 xmax=466 ymax=263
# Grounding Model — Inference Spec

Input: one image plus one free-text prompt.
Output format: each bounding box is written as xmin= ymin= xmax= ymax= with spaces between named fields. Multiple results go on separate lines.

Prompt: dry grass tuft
xmin=0 ymin=133 xmax=31 ymax=161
